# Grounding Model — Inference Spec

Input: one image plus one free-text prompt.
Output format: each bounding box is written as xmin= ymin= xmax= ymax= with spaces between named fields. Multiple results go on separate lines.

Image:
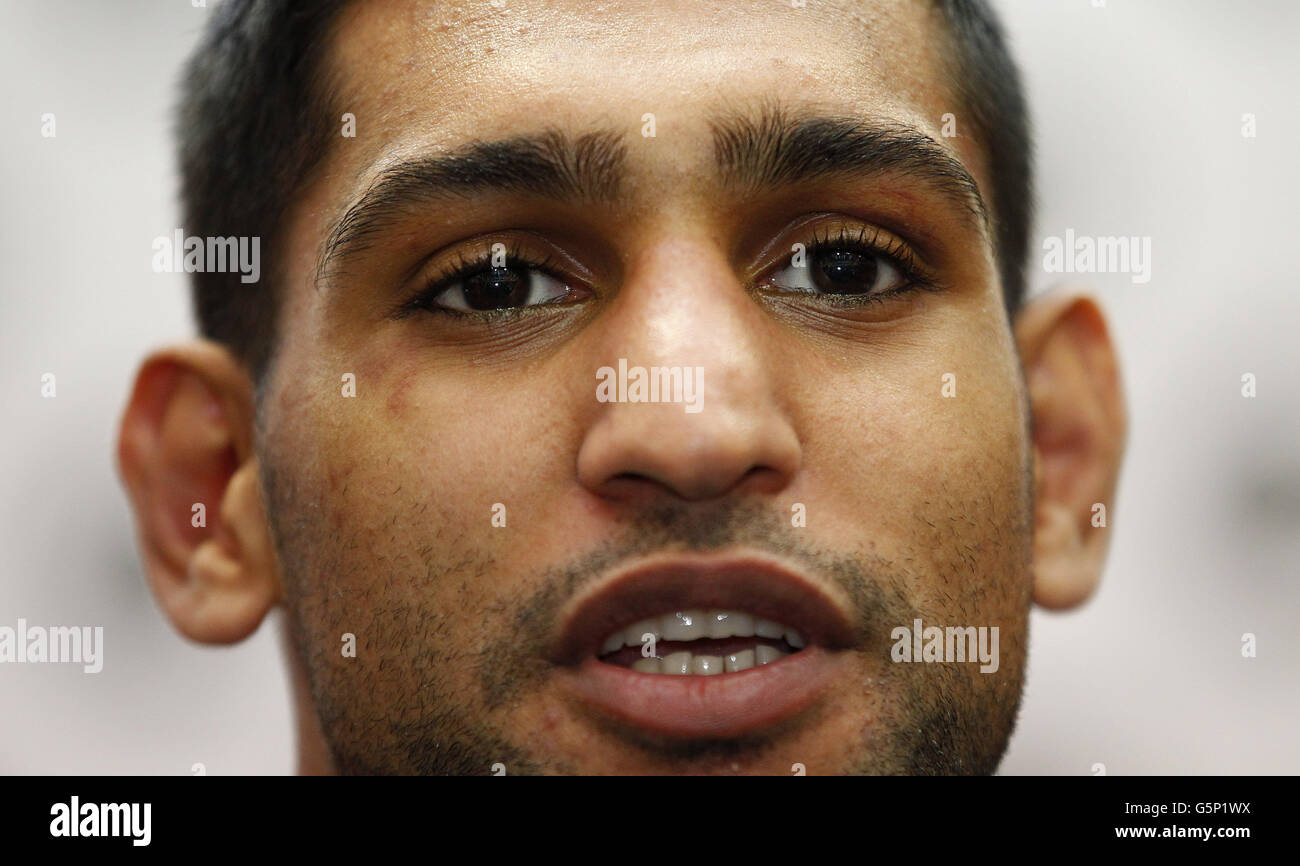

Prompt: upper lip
xmin=550 ymin=551 xmax=858 ymax=665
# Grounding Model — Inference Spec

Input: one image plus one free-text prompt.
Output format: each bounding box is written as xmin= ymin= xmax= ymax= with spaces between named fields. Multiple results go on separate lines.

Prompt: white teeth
xmin=725 ymin=649 xmax=756 ymax=672
xmin=691 ymin=655 xmax=724 ymax=675
xmin=662 ymin=610 xmax=707 ymax=641
xmin=705 ymin=610 xmax=755 ymax=638
xmin=625 ymin=645 xmax=787 ymax=674
xmin=626 ymin=618 xmax=661 ymax=648
xmin=662 ymin=652 xmax=692 ymax=675
xmin=597 ymin=610 xmax=805 ymax=659
xmin=727 ymin=612 xmax=756 ymax=637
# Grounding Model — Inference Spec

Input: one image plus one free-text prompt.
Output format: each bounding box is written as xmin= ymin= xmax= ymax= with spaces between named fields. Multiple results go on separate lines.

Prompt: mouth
xmin=553 ymin=553 xmax=857 ymax=739
xmin=595 ymin=610 xmax=807 ymax=674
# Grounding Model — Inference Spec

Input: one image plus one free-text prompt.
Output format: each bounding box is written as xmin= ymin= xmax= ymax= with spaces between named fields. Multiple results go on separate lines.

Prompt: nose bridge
xmin=576 ymin=234 xmax=800 ymax=502
xmin=618 ymin=237 xmax=751 ymax=376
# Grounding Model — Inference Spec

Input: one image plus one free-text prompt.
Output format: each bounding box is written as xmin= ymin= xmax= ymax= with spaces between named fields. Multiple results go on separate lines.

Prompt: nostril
xmin=595 ymin=464 xmax=789 ymax=504
xmin=576 ymin=403 xmax=802 ymax=502
xmin=732 ymin=465 xmax=789 ymax=496
xmin=595 ymin=472 xmax=674 ymax=503
xmin=611 ymin=472 xmax=655 ymax=485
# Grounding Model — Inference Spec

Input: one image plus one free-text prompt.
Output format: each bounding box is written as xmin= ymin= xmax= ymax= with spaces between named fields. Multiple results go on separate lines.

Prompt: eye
xmin=767 ymin=229 xmax=918 ymax=298
xmin=427 ymin=260 xmax=573 ymax=312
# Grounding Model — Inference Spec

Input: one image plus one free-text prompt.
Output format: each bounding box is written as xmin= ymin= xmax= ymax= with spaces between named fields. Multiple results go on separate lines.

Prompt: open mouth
xmin=597 ymin=610 xmax=806 ymax=674
xmin=553 ymin=554 xmax=857 ymax=738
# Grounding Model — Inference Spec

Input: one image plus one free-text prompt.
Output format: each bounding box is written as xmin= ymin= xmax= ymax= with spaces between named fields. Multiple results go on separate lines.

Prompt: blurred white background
xmin=0 ymin=0 xmax=1296 ymax=774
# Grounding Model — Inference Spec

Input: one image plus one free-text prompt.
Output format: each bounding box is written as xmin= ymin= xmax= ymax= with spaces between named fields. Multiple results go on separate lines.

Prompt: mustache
xmin=477 ymin=499 xmax=913 ymax=710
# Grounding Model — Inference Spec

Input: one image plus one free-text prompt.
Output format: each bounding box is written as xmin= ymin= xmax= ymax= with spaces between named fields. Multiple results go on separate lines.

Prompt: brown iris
xmin=811 ymin=247 xmax=879 ymax=295
xmin=461 ymin=264 xmax=530 ymax=310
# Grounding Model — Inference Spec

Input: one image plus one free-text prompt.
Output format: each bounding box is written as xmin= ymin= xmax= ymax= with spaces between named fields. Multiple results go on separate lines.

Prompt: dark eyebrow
xmin=318 ymin=110 xmax=986 ymax=284
xmin=711 ymin=106 xmax=990 ymax=230
xmin=317 ymin=128 xmax=626 ymax=282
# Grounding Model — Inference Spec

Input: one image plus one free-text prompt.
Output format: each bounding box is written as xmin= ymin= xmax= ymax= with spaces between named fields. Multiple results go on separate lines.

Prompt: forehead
xmin=325 ymin=0 xmax=972 ymax=179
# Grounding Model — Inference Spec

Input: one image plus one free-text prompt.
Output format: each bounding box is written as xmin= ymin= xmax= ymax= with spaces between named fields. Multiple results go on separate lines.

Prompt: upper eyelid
xmin=412 ymin=229 xmax=606 ymax=292
xmin=815 ymin=234 xmax=917 ymax=273
xmin=413 ymin=218 xmax=933 ymax=300
xmin=419 ymin=244 xmax=557 ymax=292
xmin=746 ymin=212 xmax=933 ymax=271
xmin=802 ymin=229 xmax=906 ymax=260
xmin=768 ymin=223 xmax=933 ymax=283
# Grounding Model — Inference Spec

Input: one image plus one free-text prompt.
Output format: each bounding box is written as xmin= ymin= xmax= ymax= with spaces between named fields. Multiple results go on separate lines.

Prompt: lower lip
xmin=560 ymin=646 xmax=842 ymax=739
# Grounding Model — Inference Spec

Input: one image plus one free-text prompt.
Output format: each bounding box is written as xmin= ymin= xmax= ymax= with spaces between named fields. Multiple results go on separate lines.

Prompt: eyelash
xmin=779 ymin=225 xmax=939 ymax=305
xmin=397 ymin=241 xmax=565 ymax=322
xmin=398 ymin=226 xmax=937 ymax=320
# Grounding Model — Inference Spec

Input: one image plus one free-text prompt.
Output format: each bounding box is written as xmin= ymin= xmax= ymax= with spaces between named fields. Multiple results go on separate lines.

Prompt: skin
xmin=117 ymin=0 xmax=1125 ymax=774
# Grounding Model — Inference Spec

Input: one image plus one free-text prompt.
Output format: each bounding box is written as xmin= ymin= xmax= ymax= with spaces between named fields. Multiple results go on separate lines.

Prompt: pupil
xmin=813 ymin=248 xmax=877 ymax=294
xmin=463 ymin=265 xmax=528 ymax=310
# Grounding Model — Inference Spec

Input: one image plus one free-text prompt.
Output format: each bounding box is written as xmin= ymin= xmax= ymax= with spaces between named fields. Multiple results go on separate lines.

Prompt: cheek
xmin=801 ymin=328 xmax=1029 ymax=606
xmin=299 ymin=351 xmax=578 ymax=550
xmin=262 ymin=349 xmax=570 ymax=669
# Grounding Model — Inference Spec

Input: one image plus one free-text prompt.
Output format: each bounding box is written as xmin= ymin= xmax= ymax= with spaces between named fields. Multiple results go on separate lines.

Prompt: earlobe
xmin=117 ymin=341 xmax=281 ymax=644
xmin=1015 ymin=291 xmax=1127 ymax=610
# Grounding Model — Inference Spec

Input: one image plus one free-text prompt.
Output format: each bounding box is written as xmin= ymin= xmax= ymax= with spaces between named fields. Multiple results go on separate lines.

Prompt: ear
xmin=1015 ymin=290 xmax=1127 ymax=610
xmin=116 ymin=340 xmax=280 ymax=643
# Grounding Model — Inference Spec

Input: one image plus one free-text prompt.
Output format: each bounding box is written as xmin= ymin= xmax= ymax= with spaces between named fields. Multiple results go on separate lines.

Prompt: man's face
xmin=262 ymin=0 xmax=1032 ymax=774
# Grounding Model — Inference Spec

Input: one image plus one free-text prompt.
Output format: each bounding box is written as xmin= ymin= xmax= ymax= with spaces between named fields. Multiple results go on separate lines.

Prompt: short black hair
xmin=178 ymin=0 xmax=1032 ymax=381
xmin=932 ymin=0 xmax=1034 ymax=324
xmin=178 ymin=0 xmax=348 ymax=379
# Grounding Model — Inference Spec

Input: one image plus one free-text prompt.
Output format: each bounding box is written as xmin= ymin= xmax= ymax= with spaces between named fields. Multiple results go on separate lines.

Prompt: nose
xmin=576 ymin=238 xmax=801 ymax=504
